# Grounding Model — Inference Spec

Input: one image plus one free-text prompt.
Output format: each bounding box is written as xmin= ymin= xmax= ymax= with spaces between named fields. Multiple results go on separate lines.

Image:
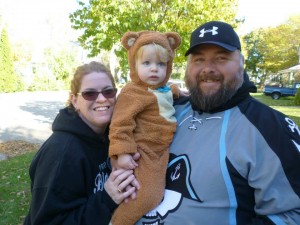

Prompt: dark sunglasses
xmin=77 ymin=88 xmax=117 ymax=101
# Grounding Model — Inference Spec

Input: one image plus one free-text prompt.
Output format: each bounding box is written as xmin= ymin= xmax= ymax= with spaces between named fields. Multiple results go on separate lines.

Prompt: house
xmin=278 ymin=64 xmax=300 ymax=85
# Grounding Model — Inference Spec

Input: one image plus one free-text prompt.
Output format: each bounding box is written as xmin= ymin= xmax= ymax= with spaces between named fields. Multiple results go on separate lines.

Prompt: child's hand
xmin=117 ymin=153 xmax=138 ymax=170
xmin=170 ymin=83 xmax=190 ymax=98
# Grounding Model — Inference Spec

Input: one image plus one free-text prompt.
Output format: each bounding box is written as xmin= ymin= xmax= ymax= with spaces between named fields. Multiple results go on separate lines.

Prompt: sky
xmin=237 ymin=0 xmax=300 ymax=34
xmin=1 ymin=0 xmax=300 ymax=44
xmin=0 ymin=0 xmax=78 ymax=43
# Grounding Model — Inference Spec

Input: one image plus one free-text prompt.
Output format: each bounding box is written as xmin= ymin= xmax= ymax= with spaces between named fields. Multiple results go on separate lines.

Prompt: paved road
xmin=0 ymin=91 xmax=69 ymax=144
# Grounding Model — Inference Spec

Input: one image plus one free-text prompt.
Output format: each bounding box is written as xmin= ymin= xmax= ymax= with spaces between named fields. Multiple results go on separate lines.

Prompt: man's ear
xmin=240 ymin=53 xmax=245 ymax=68
xmin=121 ymin=32 xmax=139 ymax=50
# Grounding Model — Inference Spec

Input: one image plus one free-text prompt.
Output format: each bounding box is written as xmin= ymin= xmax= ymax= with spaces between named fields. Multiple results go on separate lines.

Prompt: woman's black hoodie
xmin=24 ymin=107 xmax=117 ymax=225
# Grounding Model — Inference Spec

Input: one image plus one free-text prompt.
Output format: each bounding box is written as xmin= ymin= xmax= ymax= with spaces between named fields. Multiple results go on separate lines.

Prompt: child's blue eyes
xmin=142 ymin=61 xmax=166 ymax=66
xmin=158 ymin=62 xmax=166 ymax=66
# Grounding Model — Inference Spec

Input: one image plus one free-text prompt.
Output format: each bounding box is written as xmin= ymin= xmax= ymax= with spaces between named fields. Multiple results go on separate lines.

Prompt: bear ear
xmin=121 ymin=32 xmax=139 ymax=50
xmin=165 ymin=32 xmax=181 ymax=50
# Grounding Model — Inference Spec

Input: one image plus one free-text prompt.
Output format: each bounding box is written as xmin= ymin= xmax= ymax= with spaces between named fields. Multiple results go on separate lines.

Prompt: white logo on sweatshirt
xmin=285 ymin=117 xmax=300 ymax=153
xmin=94 ymin=162 xmax=109 ymax=193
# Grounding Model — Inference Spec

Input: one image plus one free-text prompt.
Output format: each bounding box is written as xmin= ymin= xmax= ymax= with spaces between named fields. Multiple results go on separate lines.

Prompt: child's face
xmin=137 ymin=45 xmax=167 ymax=86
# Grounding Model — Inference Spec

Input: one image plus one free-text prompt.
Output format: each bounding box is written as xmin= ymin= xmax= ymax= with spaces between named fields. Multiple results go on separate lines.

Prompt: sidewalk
xmin=0 ymin=91 xmax=68 ymax=144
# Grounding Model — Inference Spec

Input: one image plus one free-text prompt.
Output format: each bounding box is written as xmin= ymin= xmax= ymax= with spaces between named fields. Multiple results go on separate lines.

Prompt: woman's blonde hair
xmin=66 ymin=61 xmax=116 ymax=108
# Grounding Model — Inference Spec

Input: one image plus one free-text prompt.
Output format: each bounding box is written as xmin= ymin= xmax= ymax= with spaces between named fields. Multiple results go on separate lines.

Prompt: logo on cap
xmin=185 ymin=21 xmax=241 ymax=56
xmin=199 ymin=26 xmax=218 ymax=37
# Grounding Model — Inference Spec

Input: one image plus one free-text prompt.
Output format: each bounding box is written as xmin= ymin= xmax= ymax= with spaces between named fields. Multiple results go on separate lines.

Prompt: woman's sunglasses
xmin=77 ymin=88 xmax=117 ymax=101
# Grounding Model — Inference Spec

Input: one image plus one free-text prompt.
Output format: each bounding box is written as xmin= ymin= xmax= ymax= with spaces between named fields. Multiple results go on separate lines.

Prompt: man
xmin=136 ymin=21 xmax=300 ymax=225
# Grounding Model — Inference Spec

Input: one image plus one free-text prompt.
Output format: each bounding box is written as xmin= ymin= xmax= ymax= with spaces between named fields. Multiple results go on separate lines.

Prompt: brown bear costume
xmin=109 ymin=31 xmax=181 ymax=225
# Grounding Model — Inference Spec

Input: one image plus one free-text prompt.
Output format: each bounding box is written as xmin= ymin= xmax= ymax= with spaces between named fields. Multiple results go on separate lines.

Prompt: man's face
xmin=185 ymin=44 xmax=244 ymax=111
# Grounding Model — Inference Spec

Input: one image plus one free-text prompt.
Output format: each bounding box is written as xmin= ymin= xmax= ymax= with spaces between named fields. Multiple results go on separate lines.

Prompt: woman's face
xmin=71 ymin=71 xmax=116 ymax=134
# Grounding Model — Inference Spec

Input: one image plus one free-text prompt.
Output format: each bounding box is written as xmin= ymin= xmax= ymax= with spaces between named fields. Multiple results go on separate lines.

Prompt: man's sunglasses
xmin=77 ymin=88 xmax=117 ymax=101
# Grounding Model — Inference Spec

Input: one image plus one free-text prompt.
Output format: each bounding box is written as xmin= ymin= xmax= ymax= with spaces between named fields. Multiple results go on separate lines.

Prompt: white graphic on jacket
xmin=93 ymin=160 xmax=109 ymax=193
xmin=179 ymin=114 xmax=221 ymax=131
xmin=286 ymin=117 xmax=300 ymax=152
xmin=141 ymin=154 xmax=202 ymax=224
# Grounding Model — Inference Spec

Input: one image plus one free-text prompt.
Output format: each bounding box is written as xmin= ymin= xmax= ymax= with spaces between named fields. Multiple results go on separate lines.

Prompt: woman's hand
xmin=104 ymin=168 xmax=140 ymax=204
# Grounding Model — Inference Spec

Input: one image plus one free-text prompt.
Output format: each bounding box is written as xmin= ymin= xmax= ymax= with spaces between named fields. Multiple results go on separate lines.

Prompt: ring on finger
xmin=117 ymin=188 xmax=122 ymax=193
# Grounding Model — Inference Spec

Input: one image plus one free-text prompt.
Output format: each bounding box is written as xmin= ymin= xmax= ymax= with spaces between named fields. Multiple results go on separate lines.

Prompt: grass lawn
xmin=0 ymin=151 xmax=36 ymax=225
xmin=0 ymin=92 xmax=299 ymax=225
xmin=251 ymin=93 xmax=300 ymax=127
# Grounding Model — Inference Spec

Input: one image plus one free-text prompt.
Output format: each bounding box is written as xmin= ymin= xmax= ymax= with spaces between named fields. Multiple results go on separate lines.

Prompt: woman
xmin=24 ymin=61 xmax=139 ymax=225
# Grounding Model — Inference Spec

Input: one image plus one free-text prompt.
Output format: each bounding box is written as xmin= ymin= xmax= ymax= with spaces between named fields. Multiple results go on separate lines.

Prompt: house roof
xmin=278 ymin=64 xmax=300 ymax=73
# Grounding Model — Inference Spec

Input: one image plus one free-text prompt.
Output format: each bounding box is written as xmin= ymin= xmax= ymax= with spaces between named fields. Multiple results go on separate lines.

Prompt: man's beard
xmin=185 ymin=72 xmax=243 ymax=112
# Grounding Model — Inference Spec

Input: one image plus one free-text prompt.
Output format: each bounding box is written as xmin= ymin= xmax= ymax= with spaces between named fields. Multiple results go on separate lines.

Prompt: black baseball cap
xmin=185 ymin=21 xmax=241 ymax=56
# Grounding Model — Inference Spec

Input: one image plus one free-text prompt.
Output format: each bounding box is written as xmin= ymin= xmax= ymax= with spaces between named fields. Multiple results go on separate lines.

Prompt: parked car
xmin=263 ymin=82 xmax=300 ymax=99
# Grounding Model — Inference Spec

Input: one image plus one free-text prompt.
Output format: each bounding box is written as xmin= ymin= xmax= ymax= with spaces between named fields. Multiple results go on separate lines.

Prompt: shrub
xmin=295 ymin=88 xmax=300 ymax=106
xmin=0 ymin=28 xmax=25 ymax=92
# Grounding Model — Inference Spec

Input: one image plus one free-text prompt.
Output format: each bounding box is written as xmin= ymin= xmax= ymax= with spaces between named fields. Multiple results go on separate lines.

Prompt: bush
xmin=295 ymin=88 xmax=300 ymax=106
xmin=0 ymin=28 xmax=25 ymax=93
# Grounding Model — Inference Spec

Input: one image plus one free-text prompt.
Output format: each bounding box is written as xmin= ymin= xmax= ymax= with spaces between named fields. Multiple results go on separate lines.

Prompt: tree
xmin=70 ymin=0 xmax=239 ymax=76
xmin=46 ymin=47 xmax=79 ymax=88
xmin=259 ymin=22 xmax=299 ymax=73
xmin=243 ymin=30 xmax=264 ymax=84
xmin=243 ymin=15 xmax=300 ymax=86
xmin=28 ymin=47 xmax=81 ymax=91
xmin=0 ymin=28 xmax=24 ymax=92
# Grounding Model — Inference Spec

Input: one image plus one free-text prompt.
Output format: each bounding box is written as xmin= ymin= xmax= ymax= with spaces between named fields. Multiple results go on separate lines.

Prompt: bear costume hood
xmin=121 ymin=31 xmax=181 ymax=89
